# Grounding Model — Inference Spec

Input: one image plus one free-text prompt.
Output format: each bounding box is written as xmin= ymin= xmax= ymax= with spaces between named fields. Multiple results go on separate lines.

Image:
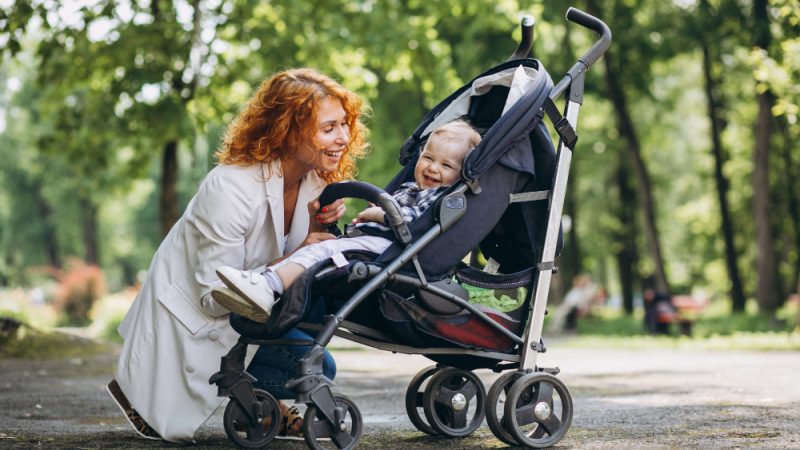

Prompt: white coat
xmin=114 ymin=160 xmax=325 ymax=442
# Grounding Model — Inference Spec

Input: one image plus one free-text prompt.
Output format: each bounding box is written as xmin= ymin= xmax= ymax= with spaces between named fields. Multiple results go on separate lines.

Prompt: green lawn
xmin=559 ymin=299 xmax=800 ymax=351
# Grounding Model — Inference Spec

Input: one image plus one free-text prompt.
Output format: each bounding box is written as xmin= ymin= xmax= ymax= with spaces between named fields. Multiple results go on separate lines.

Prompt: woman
xmin=106 ymin=68 xmax=368 ymax=443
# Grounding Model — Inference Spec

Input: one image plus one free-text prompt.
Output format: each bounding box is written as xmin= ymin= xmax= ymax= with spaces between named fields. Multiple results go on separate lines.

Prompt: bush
xmin=51 ymin=258 xmax=107 ymax=326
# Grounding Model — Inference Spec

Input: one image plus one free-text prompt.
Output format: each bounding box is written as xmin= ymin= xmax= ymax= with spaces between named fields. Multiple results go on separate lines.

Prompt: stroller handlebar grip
xmin=508 ymin=15 xmax=535 ymax=60
xmin=319 ymin=180 xmax=385 ymax=206
xmin=565 ymin=7 xmax=612 ymax=69
xmin=318 ymin=181 xmax=411 ymax=243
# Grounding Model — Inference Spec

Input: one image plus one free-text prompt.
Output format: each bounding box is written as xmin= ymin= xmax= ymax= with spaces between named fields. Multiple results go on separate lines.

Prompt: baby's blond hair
xmin=424 ymin=119 xmax=481 ymax=154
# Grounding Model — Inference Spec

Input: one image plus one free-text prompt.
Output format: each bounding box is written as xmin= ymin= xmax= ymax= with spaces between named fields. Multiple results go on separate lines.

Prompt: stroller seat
xmin=209 ymin=8 xmax=611 ymax=450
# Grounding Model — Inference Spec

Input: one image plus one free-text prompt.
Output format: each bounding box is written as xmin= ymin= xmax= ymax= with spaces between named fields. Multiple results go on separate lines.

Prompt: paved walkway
xmin=1 ymin=337 xmax=799 ymax=449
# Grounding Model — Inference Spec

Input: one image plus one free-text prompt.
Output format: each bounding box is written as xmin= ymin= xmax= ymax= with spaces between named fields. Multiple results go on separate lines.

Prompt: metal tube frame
xmin=518 ymin=88 xmax=584 ymax=371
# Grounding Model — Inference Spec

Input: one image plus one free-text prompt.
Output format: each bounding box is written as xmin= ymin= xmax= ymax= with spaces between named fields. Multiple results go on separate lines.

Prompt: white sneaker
xmin=215 ymin=266 xmax=276 ymax=322
xmin=211 ymin=287 xmax=270 ymax=323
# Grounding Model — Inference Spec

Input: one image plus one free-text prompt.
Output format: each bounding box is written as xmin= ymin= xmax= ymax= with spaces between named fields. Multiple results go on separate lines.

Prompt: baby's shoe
xmin=211 ymin=287 xmax=270 ymax=323
xmin=214 ymin=266 xmax=276 ymax=322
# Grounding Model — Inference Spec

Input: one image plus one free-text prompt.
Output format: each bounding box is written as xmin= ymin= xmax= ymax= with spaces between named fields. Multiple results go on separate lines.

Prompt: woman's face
xmin=295 ymin=97 xmax=351 ymax=174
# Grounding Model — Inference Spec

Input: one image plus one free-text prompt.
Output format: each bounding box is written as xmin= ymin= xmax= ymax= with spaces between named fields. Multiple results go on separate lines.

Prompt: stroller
xmin=209 ymin=8 xmax=611 ymax=449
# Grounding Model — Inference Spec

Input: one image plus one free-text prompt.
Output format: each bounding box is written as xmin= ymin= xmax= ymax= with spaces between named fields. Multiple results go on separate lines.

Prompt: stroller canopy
xmin=381 ymin=59 xmax=559 ymax=278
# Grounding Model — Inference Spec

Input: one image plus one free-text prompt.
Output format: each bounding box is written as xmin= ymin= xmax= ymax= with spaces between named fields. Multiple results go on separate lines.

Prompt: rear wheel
xmin=405 ymin=365 xmax=439 ymax=435
xmin=503 ymin=372 xmax=573 ymax=448
xmin=422 ymin=367 xmax=486 ymax=437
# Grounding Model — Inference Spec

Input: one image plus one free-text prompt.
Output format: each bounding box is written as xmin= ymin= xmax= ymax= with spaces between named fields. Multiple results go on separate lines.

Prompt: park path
xmin=1 ymin=337 xmax=799 ymax=449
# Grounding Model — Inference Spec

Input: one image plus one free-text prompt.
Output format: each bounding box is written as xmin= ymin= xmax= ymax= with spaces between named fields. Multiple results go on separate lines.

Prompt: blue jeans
xmin=246 ymin=304 xmax=336 ymax=400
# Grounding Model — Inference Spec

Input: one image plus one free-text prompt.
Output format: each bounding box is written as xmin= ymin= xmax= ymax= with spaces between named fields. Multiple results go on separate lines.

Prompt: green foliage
xmin=0 ymin=1 xmax=798 ymax=326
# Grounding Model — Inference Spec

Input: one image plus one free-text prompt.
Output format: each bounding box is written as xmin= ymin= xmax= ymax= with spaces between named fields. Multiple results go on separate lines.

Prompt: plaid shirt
xmin=357 ymin=182 xmax=447 ymax=232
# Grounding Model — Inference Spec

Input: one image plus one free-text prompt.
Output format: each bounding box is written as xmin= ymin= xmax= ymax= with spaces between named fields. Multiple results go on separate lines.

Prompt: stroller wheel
xmin=303 ymin=394 xmax=363 ymax=450
xmin=503 ymin=372 xmax=573 ymax=448
xmin=404 ymin=365 xmax=440 ymax=435
xmin=422 ymin=367 xmax=486 ymax=438
xmin=485 ymin=371 xmax=524 ymax=446
xmin=222 ymin=388 xmax=280 ymax=448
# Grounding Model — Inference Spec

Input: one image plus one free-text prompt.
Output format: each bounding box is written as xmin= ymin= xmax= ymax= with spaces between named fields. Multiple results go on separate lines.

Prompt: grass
xmin=0 ymin=320 xmax=112 ymax=359
xmin=559 ymin=298 xmax=800 ymax=351
xmin=2 ymin=285 xmax=800 ymax=355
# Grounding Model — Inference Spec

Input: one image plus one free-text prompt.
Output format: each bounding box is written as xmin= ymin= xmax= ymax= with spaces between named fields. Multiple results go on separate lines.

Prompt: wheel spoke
xmin=245 ymin=423 xmax=265 ymax=440
xmin=451 ymin=409 xmax=468 ymax=429
xmin=530 ymin=424 xmax=547 ymax=438
xmin=515 ymin=403 xmax=537 ymax=426
xmin=536 ymin=381 xmax=554 ymax=404
xmin=540 ymin=414 xmax=562 ymax=436
xmin=331 ymin=429 xmax=354 ymax=448
xmin=312 ymin=417 xmax=334 ymax=437
xmin=461 ymin=380 xmax=478 ymax=401
xmin=435 ymin=387 xmax=456 ymax=406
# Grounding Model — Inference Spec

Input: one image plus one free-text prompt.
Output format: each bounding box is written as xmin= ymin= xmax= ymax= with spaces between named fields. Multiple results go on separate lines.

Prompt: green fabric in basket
xmin=462 ymin=284 xmax=527 ymax=313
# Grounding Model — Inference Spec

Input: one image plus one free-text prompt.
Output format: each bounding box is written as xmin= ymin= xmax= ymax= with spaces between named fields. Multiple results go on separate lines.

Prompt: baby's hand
xmin=353 ymin=206 xmax=385 ymax=225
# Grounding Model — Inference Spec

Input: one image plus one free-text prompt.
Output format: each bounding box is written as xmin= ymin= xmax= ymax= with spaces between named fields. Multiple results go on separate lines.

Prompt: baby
xmin=212 ymin=119 xmax=481 ymax=323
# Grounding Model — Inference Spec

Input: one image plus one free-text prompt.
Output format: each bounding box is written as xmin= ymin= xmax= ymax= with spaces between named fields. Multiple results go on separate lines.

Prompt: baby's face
xmin=414 ymin=138 xmax=465 ymax=189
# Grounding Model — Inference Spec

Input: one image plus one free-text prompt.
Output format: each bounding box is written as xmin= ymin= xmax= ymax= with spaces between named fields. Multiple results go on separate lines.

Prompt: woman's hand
xmin=307 ymin=198 xmax=345 ymax=232
xmin=353 ymin=206 xmax=385 ymax=225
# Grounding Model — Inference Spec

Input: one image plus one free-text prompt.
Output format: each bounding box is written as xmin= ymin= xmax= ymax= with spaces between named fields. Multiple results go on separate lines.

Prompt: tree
xmin=586 ymin=0 xmax=675 ymax=296
xmin=751 ymin=0 xmax=780 ymax=313
xmin=693 ymin=0 xmax=747 ymax=312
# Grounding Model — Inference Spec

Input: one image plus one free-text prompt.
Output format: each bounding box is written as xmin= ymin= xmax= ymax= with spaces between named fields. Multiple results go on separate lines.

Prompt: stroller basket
xmin=381 ymin=265 xmax=534 ymax=353
xmin=210 ymin=8 xmax=611 ymax=450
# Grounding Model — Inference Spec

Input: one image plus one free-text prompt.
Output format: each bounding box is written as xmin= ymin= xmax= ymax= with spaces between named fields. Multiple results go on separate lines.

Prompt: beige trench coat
xmin=114 ymin=161 xmax=325 ymax=442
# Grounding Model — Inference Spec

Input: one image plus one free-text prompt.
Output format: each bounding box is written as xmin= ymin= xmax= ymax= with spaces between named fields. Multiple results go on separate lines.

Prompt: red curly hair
xmin=215 ymin=68 xmax=369 ymax=183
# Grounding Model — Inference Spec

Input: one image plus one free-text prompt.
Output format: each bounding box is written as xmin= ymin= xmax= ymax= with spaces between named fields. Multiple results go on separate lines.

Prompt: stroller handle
xmin=318 ymin=181 xmax=413 ymax=243
xmin=550 ymin=8 xmax=612 ymax=101
xmin=508 ymin=15 xmax=534 ymax=60
xmin=565 ymin=7 xmax=611 ymax=70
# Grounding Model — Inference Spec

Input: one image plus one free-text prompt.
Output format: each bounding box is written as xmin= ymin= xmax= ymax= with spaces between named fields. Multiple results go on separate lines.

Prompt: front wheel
xmin=304 ymin=394 xmax=363 ymax=450
xmin=222 ymin=388 xmax=280 ymax=449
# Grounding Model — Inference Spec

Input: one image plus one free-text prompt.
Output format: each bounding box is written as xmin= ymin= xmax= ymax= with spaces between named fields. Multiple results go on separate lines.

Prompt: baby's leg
xmin=273 ymin=236 xmax=392 ymax=290
xmin=273 ymin=262 xmax=305 ymax=291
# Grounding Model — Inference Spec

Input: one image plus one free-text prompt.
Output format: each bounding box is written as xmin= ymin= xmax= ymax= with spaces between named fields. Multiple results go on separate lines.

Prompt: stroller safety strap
xmin=544 ymin=98 xmax=579 ymax=150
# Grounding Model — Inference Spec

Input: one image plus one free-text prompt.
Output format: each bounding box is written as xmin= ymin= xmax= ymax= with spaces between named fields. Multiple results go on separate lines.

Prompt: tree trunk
xmin=777 ymin=118 xmax=800 ymax=291
xmin=32 ymin=179 xmax=61 ymax=268
xmin=700 ymin=41 xmax=747 ymax=313
xmin=752 ymin=0 xmax=780 ymax=313
xmin=753 ymin=91 xmax=779 ymax=312
xmin=615 ymin=156 xmax=638 ymax=315
xmin=79 ymin=194 xmax=99 ymax=265
xmin=160 ymin=140 xmax=180 ymax=237
xmin=600 ymin=49 xmax=671 ymax=296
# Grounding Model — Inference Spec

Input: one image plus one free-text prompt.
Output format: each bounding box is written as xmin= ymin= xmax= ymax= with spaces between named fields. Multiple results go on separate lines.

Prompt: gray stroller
xmin=209 ymin=7 xmax=611 ymax=449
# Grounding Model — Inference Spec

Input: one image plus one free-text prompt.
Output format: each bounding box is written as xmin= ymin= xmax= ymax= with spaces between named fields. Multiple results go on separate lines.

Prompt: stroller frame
xmin=210 ymin=8 xmax=610 ymax=449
